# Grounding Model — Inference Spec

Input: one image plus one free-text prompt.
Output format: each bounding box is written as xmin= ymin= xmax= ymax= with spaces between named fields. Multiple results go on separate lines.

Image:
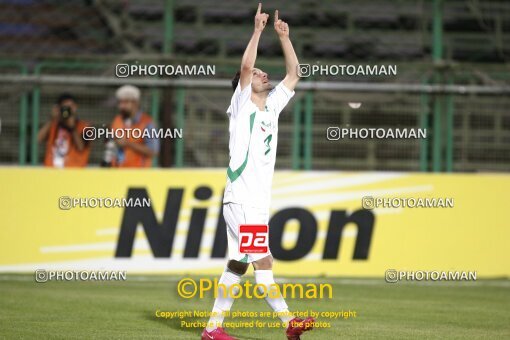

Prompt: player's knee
xmin=253 ymin=255 xmax=273 ymax=270
xmin=227 ymin=260 xmax=249 ymax=275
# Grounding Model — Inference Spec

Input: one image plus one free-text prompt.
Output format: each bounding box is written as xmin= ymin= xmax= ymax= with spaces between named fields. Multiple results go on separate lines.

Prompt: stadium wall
xmin=1 ymin=168 xmax=508 ymax=277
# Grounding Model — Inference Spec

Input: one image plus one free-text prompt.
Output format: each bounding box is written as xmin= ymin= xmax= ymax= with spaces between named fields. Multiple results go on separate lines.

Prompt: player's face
xmin=251 ymin=68 xmax=272 ymax=93
xmin=117 ymin=99 xmax=138 ymax=118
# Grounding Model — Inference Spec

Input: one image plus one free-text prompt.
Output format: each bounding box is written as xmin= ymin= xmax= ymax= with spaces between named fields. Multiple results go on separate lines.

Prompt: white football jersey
xmin=223 ymin=81 xmax=295 ymax=210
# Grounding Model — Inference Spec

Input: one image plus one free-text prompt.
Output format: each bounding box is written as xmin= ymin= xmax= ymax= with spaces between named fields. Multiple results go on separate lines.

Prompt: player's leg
xmin=245 ymin=205 xmax=295 ymax=325
xmin=251 ymin=225 xmax=315 ymax=339
xmin=202 ymin=203 xmax=248 ymax=340
xmin=205 ymin=260 xmax=247 ymax=332
xmin=252 ymin=255 xmax=294 ymax=322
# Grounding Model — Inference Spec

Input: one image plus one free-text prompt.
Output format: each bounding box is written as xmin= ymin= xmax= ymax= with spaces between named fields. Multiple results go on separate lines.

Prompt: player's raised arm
xmin=274 ymin=10 xmax=299 ymax=91
xmin=239 ymin=3 xmax=269 ymax=90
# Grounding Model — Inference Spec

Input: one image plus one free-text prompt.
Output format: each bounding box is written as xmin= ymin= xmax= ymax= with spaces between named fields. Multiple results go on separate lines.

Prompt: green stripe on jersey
xmin=227 ymin=112 xmax=256 ymax=182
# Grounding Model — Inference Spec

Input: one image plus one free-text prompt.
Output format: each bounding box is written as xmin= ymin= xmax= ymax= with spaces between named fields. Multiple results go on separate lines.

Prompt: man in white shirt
xmin=202 ymin=4 xmax=314 ymax=340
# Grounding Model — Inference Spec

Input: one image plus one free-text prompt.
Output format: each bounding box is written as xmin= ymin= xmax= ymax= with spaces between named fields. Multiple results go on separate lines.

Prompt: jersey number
xmin=264 ymin=134 xmax=272 ymax=155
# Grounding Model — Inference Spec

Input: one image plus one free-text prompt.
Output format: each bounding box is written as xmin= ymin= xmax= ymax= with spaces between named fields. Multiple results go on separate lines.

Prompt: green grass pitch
xmin=1 ymin=274 xmax=509 ymax=339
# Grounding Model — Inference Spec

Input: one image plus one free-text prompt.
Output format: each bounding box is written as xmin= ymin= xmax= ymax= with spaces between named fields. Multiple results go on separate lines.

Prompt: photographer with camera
xmin=38 ymin=93 xmax=91 ymax=167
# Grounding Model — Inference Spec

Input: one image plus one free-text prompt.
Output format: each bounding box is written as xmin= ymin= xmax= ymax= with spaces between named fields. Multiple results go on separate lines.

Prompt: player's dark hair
xmin=231 ymin=70 xmax=241 ymax=92
xmin=56 ymin=93 xmax=76 ymax=105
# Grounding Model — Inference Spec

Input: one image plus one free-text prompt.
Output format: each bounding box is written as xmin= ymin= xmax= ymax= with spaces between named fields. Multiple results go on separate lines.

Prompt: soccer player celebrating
xmin=202 ymin=4 xmax=314 ymax=340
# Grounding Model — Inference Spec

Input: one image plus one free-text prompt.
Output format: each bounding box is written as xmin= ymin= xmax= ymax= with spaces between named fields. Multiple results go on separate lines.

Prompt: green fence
xmin=0 ymin=61 xmax=28 ymax=165
xmin=0 ymin=62 xmax=509 ymax=172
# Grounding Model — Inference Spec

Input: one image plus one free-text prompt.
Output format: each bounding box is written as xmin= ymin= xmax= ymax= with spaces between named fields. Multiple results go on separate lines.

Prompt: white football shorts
xmin=223 ymin=202 xmax=271 ymax=263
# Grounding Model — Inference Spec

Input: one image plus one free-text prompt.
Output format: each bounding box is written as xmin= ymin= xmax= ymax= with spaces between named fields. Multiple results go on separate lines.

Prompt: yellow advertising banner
xmin=1 ymin=168 xmax=508 ymax=277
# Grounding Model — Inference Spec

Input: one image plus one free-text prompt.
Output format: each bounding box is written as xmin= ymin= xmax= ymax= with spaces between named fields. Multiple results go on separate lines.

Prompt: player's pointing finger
xmin=257 ymin=3 xmax=261 ymax=14
xmin=275 ymin=10 xmax=279 ymax=22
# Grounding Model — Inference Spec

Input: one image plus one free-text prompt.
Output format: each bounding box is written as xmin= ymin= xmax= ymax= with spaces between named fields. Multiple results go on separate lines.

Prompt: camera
xmin=60 ymin=105 xmax=73 ymax=120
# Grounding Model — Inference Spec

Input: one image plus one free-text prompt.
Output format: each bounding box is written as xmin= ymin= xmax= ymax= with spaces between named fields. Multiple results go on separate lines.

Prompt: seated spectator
xmin=108 ymin=85 xmax=159 ymax=167
xmin=38 ymin=93 xmax=91 ymax=168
